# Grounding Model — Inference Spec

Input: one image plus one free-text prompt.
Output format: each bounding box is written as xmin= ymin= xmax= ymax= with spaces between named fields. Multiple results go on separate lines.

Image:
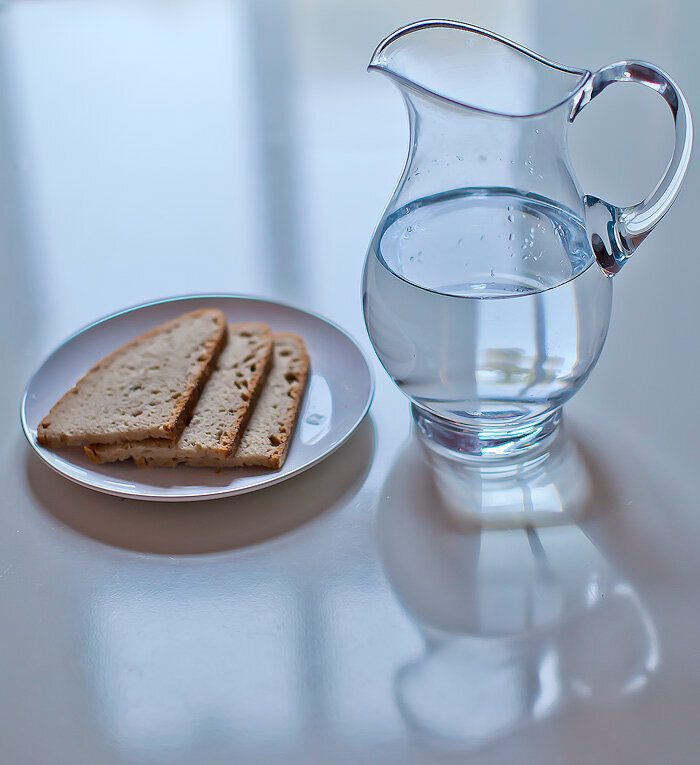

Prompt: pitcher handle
xmin=571 ymin=61 xmax=693 ymax=275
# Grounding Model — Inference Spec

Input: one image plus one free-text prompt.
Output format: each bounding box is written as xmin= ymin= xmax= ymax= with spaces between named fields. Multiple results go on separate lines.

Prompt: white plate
xmin=21 ymin=295 xmax=374 ymax=501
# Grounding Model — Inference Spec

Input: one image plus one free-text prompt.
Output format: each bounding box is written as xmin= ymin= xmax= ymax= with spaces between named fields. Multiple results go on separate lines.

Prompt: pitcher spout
xmin=369 ymin=20 xmax=591 ymax=118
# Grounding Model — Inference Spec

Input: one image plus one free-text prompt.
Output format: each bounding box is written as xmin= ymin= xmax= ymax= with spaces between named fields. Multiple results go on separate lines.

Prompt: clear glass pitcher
xmin=362 ymin=20 xmax=692 ymax=459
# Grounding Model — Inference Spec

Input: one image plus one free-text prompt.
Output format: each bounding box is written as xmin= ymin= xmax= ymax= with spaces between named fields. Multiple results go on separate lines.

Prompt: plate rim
xmin=20 ymin=293 xmax=375 ymax=501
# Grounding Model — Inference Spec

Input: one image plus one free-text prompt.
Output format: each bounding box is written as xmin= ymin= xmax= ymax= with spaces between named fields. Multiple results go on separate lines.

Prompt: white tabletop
xmin=2 ymin=1 xmax=700 ymax=763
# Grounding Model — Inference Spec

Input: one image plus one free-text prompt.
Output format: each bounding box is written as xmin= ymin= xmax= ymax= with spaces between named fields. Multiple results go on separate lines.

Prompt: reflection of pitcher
xmin=363 ymin=21 xmax=692 ymax=460
xmin=424 ymin=419 xmax=591 ymax=525
xmin=378 ymin=439 xmax=658 ymax=748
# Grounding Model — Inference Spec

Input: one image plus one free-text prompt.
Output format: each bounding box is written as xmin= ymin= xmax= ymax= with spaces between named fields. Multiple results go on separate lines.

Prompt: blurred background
xmin=1 ymin=0 xmax=688 ymax=348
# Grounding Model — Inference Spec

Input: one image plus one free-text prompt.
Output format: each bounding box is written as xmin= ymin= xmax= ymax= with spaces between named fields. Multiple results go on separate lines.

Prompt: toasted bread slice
xmin=85 ymin=323 xmax=273 ymax=465
xmin=37 ymin=309 xmax=227 ymax=447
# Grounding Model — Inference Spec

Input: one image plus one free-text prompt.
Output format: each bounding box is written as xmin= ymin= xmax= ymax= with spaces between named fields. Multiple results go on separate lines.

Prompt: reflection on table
xmin=378 ymin=435 xmax=658 ymax=749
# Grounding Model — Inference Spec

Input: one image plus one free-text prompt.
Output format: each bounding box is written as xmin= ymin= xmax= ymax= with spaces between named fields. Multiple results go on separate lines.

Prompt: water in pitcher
xmin=363 ymin=188 xmax=611 ymax=426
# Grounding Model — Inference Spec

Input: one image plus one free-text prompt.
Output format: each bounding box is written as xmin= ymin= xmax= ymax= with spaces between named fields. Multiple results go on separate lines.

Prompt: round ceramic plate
xmin=21 ymin=295 xmax=374 ymax=501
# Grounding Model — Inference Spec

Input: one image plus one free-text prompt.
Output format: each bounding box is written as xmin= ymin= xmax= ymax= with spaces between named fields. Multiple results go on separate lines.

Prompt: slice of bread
xmin=85 ymin=323 xmax=273 ymax=465
xmin=227 ymin=333 xmax=309 ymax=469
xmin=37 ymin=309 xmax=227 ymax=447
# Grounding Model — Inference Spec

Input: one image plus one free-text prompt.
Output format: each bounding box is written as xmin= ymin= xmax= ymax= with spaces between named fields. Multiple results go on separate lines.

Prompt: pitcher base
xmin=411 ymin=404 xmax=562 ymax=461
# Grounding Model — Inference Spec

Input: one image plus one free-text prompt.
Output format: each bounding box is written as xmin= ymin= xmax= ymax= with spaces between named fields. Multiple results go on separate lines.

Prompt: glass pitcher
xmin=363 ymin=20 xmax=692 ymax=460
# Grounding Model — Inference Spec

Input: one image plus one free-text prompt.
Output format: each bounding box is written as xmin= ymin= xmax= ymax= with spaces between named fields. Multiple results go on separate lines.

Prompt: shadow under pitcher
xmin=362 ymin=20 xmax=692 ymax=460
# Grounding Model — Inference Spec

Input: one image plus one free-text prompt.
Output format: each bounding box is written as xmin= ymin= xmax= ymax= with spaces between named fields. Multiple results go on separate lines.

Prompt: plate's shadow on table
xmin=25 ymin=415 xmax=376 ymax=555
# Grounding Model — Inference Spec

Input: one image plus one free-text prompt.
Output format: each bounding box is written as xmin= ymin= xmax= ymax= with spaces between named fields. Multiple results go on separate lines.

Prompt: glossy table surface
xmin=2 ymin=1 xmax=699 ymax=763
